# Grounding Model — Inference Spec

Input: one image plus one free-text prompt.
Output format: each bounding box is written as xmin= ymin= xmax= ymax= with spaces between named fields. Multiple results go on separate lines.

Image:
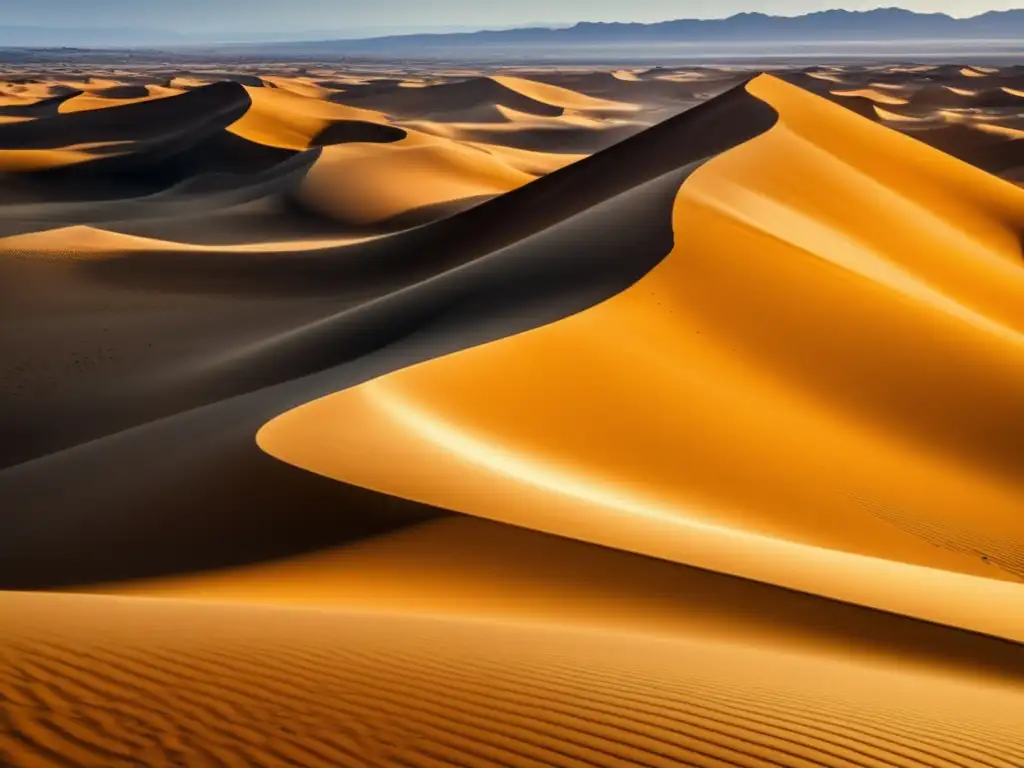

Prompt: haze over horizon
xmin=3 ymin=1 xmax=1020 ymax=40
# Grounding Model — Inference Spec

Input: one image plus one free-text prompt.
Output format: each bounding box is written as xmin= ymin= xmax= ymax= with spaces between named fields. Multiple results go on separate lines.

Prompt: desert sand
xmin=1 ymin=61 xmax=1023 ymax=767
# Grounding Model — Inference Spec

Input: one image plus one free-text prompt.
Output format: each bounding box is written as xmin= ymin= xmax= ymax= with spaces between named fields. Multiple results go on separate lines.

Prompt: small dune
xmin=831 ymin=87 xmax=909 ymax=105
xmin=57 ymin=84 xmax=186 ymax=113
xmin=228 ymin=85 xmax=393 ymax=150
xmin=297 ymin=134 xmax=535 ymax=226
xmin=490 ymin=74 xmax=640 ymax=113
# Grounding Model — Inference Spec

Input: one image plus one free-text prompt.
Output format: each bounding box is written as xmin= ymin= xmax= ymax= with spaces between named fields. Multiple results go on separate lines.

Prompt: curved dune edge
xmin=490 ymin=74 xmax=640 ymax=113
xmin=257 ymin=73 xmax=1024 ymax=644
xmin=0 ymin=145 xmax=131 ymax=171
xmin=297 ymin=133 xmax=538 ymax=225
xmin=227 ymin=85 xmax=391 ymax=150
xmin=831 ymin=87 xmax=909 ymax=105
xmin=0 ymin=224 xmax=374 ymax=256
xmin=3 ymin=590 xmax=1023 ymax=768
xmin=57 ymin=85 xmax=186 ymax=113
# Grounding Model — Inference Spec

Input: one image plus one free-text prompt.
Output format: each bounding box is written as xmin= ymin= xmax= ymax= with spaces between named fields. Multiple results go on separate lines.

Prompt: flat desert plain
xmin=1 ymin=61 xmax=1023 ymax=767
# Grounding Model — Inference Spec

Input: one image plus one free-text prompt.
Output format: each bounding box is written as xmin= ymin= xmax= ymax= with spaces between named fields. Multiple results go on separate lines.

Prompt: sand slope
xmin=258 ymin=74 xmax=1024 ymax=643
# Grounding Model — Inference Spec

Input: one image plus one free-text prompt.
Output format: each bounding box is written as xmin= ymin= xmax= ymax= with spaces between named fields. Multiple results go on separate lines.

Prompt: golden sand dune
xmin=960 ymin=66 xmax=996 ymax=78
xmin=258 ymin=75 xmax=1024 ymax=641
xmin=0 ymin=224 xmax=367 ymax=256
xmin=0 ymin=142 xmax=132 ymax=171
xmin=2 ymin=62 xmax=1024 ymax=767
xmin=490 ymin=74 xmax=639 ymax=113
xmin=464 ymin=141 xmax=586 ymax=176
xmin=57 ymin=84 xmax=186 ymax=113
xmin=228 ymin=85 xmax=394 ymax=150
xmin=874 ymin=104 xmax=935 ymax=123
xmin=331 ymin=76 xmax=571 ymax=120
xmin=260 ymin=75 xmax=340 ymax=100
xmin=297 ymin=135 xmax=535 ymax=225
xmin=830 ymin=87 xmax=909 ymax=104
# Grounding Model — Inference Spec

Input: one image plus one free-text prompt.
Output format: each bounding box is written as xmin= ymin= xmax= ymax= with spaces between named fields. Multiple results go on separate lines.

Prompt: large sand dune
xmin=1 ymin=61 xmax=1022 ymax=767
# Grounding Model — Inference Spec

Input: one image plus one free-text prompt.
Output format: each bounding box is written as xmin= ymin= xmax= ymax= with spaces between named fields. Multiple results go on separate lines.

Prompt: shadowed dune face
xmin=1 ymin=61 xmax=1024 ymax=768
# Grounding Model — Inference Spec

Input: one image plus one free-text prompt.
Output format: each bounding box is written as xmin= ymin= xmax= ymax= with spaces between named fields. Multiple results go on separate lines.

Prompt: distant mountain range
xmin=0 ymin=22 xmax=571 ymax=50
xmin=3 ymin=8 xmax=1024 ymax=54
xmin=254 ymin=8 xmax=1024 ymax=55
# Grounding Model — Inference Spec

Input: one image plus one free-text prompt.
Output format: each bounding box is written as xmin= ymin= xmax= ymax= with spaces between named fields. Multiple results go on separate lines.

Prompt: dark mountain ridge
xmin=262 ymin=8 xmax=1024 ymax=53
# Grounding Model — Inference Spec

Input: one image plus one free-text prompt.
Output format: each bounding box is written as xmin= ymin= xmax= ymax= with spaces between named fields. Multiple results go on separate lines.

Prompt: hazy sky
xmin=6 ymin=1 xmax=1019 ymax=34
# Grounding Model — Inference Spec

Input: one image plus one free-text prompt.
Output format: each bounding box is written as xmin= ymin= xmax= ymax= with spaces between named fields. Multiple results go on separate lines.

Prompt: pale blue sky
xmin=5 ymin=1 xmax=1018 ymax=35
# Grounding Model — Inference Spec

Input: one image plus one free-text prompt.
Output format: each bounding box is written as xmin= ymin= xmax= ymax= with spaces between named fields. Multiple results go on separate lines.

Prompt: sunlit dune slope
xmin=57 ymin=84 xmax=186 ymax=113
xmin=227 ymin=85 xmax=396 ymax=150
xmin=2 ymin=591 xmax=1023 ymax=768
xmin=259 ymin=74 xmax=1024 ymax=642
xmin=329 ymin=74 xmax=640 ymax=126
xmin=512 ymin=68 xmax=743 ymax=106
xmin=462 ymin=141 xmax=586 ymax=176
xmin=877 ymin=120 xmax=1024 ymax=179
xmin=402 ymin=112 xmax=644 ymax=155
xmin=0 ymin=224 xmax=367 ymax=255
xmin=296 ymin=133 xmax=537 ymax=225
xmin=0 ymin=142 xmax=133 ymax=171
xmin=490 ymin=74 xmax=639 ymax=114
xmin=331 ymin=76 xmax=566 ymax=120
xmin=88 ymin=514 xmax=1024 ymax=690
xmin=830 ymin=87 xmax=908 ymax=105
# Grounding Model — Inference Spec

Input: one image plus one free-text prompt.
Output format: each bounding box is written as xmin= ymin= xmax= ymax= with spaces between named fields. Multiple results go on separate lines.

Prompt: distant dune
xmin=0 ymin=61 xmax=1022 ymax=767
